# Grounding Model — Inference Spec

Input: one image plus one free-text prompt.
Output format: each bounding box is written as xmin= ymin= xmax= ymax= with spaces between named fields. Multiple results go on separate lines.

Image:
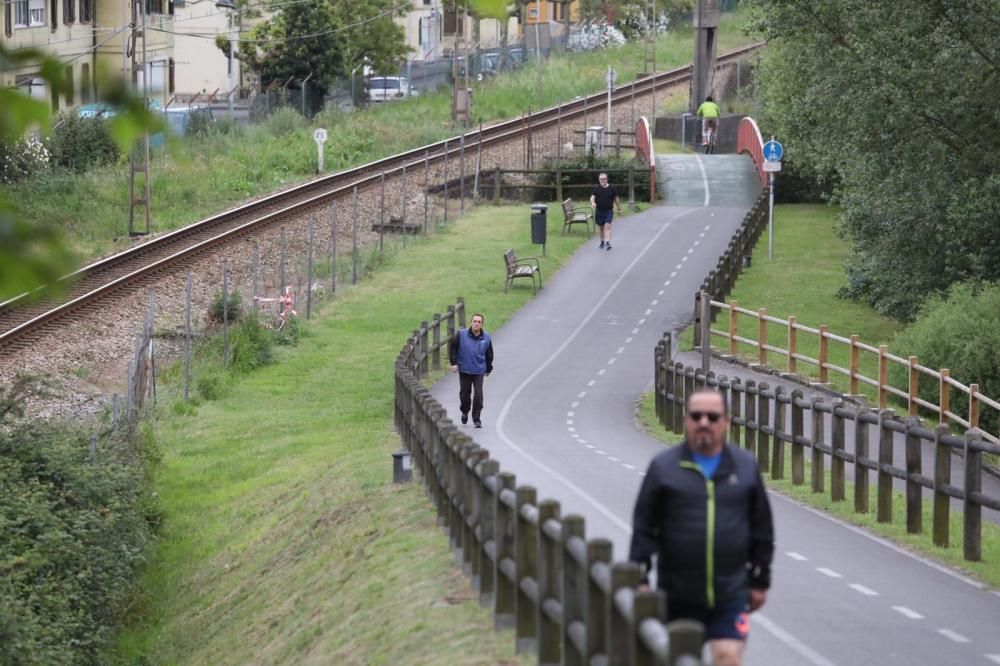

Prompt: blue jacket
xmin=448 ymin=328 xmax=494 ymax=375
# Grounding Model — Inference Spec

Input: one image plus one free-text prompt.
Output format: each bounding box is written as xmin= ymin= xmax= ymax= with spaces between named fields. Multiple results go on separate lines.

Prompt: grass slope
xmin=115 ymin=205 xmax=599 ymax=664
xmin=682 ymin=204 xmax=900 ymax=403
xmin=4 ymin=10 xmax=753 ymax=264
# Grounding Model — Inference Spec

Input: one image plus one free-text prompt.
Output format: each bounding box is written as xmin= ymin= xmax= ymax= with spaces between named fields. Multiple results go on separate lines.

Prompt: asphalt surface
xmin=430 ymin=154 xmax=1000 ymax=665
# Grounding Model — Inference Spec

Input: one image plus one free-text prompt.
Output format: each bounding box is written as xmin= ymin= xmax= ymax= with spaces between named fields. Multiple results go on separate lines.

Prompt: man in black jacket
xmin=630 ymin=389 xmax=774 ymax=666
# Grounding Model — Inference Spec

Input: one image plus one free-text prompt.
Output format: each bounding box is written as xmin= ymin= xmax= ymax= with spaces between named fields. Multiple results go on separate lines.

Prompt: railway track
xmin=0 ymin=43 xmax=761 ymax=352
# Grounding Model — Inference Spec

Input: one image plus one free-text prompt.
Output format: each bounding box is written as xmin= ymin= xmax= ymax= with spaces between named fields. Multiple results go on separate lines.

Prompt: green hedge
xmin=890 ymin=282 xmax=1000 ymax=435
xmin=0 ymin=384 xmax=155 ymax=665
xmin=47 ymin=115 xmax=120 ymax=173
xmin=531 ymin=154 xmax=652 ymax=203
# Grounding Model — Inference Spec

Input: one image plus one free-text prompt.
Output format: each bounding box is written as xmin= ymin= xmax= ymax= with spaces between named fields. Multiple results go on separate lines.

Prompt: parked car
xmin=477 ymin=48 xmax=525 ymax=81
xmin=368 ymin=76 xmax=416 ymax=102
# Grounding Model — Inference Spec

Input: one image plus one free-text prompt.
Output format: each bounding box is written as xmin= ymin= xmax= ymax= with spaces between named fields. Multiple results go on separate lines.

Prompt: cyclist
xmin=696 ymin=95 xmax=722 ymax=151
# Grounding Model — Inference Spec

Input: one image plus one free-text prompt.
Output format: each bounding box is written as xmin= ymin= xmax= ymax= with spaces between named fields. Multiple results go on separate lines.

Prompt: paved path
xmin=431 ymin=154 xmax=1000 ymax=665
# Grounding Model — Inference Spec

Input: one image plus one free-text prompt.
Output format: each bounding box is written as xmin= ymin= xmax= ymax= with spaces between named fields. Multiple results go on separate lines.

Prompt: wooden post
xmin=515 ymin=485 xmax=538 ymax=654
xmin=609 ymin=562 xmax=640 ymax=665
xmin=423 ymin=151 xmax=430 ymax=233
xmin=969 ymin=383 xmax=981 ymax=430
xmin=757 ymin=382 xmax=770 ymax=474
xmin=811 ymin=398 xmax=825 ymax=494
xmin=932 ymin=424 xmax=951 ymax=547
xmin=878 ymin=345 xmax=889 ymax=409
xmin=478 ymin=459 xmax=500 ymax=605
xmin=278 ymin=227 xmax=286 ymax=294
xmin=908 ymin=355 xmax=919 ymax=416
xmin=443 ymin=139 xmax=450 ymax=224
xmin=700 ymin=291 xmax=711 ymax=372
xmin=379 ymin=172 xmax=386 ymax=255
xmin=474 ymin=124 xmax=483 ymax=204
xmin=831 ymin=400 xmax=845 ymax=502
xmin=744 ymin=380 xmax=756 ymax=455
xmin=772 ymin=385 xmax=786 ymax=480
xmin=401 ymin=163 xmax=409 ymax=249
xmin=818 ymin=325 xmax=829 ymax=383
xmin=939 ymin=368 xmax=950 ymax=424
xmin=787 ymin=316 xmax=797 ymax=375
xmin=459 ymin=133 xmax=466 ymax=214
xmin=877 ymin=409 xmax=895 ymax=523
xmin=537 ymin=499 xmax=561 ymax=666
xmin=494 ymin=471 xmax=516 ymax=629
xmin=790 ymin=389 xmax=805 ymax=485
xmin=632 ymin=590 xmax=665 ymax=666
xmin=494 ymin=166 xmax=502 ymax=205
xmin=963 ymin=430 xmax=982 ymax=561
xmin=556 ymin=164 xmax=563 ymax=203
xmin=757 ymin=308 xmax=767 ymax=366
xmin=330 ymin=202 xmax=337 ymax=294
xmin=251 ymin=243 xmax=259 ymax=302
xmin=561 ymin=515 xmax=586 ymax=666
xmin=728 ymin=301 xmax=738 ymax=356
xmin=586 ymin=539 xmax=613 ymax=661
xmin=306 ymin=216 xmax=315 ymax=319
xmin=352 ymin=186 xmax=359 ymax=285
xmin=672 ymin=362 xmax=685 ymax=435
xmin=222 ymin=258 xmax=229 ymax=366
xmin=184 ymin=272 xmax=192 ymax=401
xmin=854 ymin=408 xmax=871 ymax=513
xmin=849 ymin=335 xmax=860 ymax=395
xmin=432 ymin=314 xmax=442 ymax=370
xmin=628 ymin=164 xmax=635 ymax=207
xmin=420 ymin=321 xmax=430 ymax=377
xmin=905 ymin=416 xmax=923 ymax=534
xmin=729 ymin=377 xmax=742 ymax=444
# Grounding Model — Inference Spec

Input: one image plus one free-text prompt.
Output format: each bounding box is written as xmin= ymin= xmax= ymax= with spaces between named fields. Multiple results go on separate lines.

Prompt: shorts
xmin=595 ymin=209 xmax=614 ymax=226
xmin=667 ymin=593 xmax=750 ymax=641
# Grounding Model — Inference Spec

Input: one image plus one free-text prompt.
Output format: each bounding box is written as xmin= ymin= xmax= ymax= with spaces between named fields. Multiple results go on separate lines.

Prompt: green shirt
xmin=697 ymin=101 xmax=721 ymax=119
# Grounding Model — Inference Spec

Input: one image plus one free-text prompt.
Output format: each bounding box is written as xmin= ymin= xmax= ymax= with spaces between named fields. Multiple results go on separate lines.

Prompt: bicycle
xmin=701 ymin=118 xmax=718 ymax=155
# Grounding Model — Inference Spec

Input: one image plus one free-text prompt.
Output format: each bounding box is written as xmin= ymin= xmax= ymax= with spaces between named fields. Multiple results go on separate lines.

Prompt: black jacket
xmin=629 ymin=442 xmax=774 ymax=608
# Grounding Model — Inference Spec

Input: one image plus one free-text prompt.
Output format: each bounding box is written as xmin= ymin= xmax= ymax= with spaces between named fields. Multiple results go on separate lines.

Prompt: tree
xmin=238 ymin=0 xmax=408 ymax=114
xmin=748 ymin=0 xmax=1000 ymax=319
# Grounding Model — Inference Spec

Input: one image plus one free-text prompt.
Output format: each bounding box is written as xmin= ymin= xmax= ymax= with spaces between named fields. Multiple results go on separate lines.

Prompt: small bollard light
xmin=392 ymin=450 xmax=412 ymax=483
xmin=742 ymin=254 xmax=752 ymax=268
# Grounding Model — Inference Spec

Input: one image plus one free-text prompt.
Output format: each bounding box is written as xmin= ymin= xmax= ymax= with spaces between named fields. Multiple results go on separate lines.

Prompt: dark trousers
xmin=459 ymin=372 xmax=485 ymax=420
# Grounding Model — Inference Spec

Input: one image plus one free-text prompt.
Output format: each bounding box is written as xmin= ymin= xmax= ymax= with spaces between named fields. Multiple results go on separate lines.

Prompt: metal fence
xmin=395 ymin=300 xmax=707 ymax=666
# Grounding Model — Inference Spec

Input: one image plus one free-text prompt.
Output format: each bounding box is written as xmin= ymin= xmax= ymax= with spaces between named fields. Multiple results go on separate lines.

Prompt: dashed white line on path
xmin=571 ymin=401 xmax=579 ymax=408
xmin=597 ymin=369 xmax=606 ymax=376
xmin=616 ymin=347 xmax=625 ymax=354
xmin=587 ymin=380 xmax=596 ymax=386
xmin=892 ymin=606 xmax=924 ymax=620
xmin=578 ymin=391 xmax=587 ymax=398
xmin=936 ymin=629 xmax=969 ymax=644
xmin=669 ymin=272 xmax=677 ymax=278
xmin=984 ymin=653 xmax=1000 ymax=664
xmin=608 ymin=456 xmax=620 ymax=462
xmin=687 ymin=248 xmax=694 ymax=254
xmin=622 ymin=463 xmax=636 ymax=470
xmin=566 ymin=419 xmax=573 ymax=425
xmin=848 ymin=584 xmax=878 ymax=597
xmin=638 ymin=318 xmax=646 ymax=325
xmin=596 ymin=450 xmax=606 ymax=455
xmin=607 ymin=358 xmax=616 ymax=365
xmin=625 ymin=337 xmax=633 ymax=343
xmin=645 ymin=309 xmax=653 ymax=315
xmin=651 ymin=299 xmax=659 ymax=305
xmin=567 ymin=411 xmax=575 ymax=417
xmin=816 ymin=568 xmax=842 ymax=579
xmin=752 ymin=614 xmax=835 ymax=666
xmin=786 ymin=552 xmax=808 ymax=561
xmin=658 ymin=290 xmax=665 ymax=296
xmin=632 ymin=328 xmax=640 ymax=335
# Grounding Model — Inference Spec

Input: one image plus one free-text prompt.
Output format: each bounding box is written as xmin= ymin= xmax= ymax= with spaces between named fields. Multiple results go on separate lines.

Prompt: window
xmin=5 ymin=0 xmax=12 ymax=35
xmin=14 ymin=0 xmax=29 ymax=27
xmin=62 ymin=0 xmax=73 ymax=24
xmin=64 ymin=64 xmax=74 ymax=105
xmin=168 ymin=58 xmax=175 ymax=94
xmin=443 ymin=8 xmax=463 ymax=36
xmin=50 ymin=0 xmax=56 ymax=29
xmin=29 ymin=0 xmax=43 ymax=25
xmin=145 ymin=0 xmax=161 ymax=15
xmin=79 ymin=0 xmax=92 ymax=22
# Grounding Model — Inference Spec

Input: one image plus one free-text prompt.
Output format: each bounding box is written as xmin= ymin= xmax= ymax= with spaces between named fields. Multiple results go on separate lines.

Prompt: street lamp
xmin=215 ymin=0 xmax=237 ymax=118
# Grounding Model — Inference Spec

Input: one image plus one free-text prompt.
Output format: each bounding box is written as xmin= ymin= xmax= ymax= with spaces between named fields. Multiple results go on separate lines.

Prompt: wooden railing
xmin=396 ymin=300 xmax=706 ymax=666
xmin=693 ymin=298 xmax=1000 ymax=445
xmin=652 ymin=348 xmax=1000 ymax=562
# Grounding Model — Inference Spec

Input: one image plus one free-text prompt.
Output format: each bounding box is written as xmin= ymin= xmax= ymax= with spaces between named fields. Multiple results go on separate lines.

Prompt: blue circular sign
xmin=763 ymin=140 xmax=784 ymax=162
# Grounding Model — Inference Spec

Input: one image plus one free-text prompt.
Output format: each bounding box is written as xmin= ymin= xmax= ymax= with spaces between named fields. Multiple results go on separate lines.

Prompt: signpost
xmin=314 ymin=128 xmax=328 ymax=173
xmin=763 ymin=136 xmax=782 ymax=259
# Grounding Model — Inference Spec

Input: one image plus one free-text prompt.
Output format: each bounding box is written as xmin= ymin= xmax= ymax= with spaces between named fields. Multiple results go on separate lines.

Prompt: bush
xmin=196 ymin=371 xmax=226 ymax=401
xmin=567 ymin=20 xmax=627 ymax=52
xmin=228 ymin=313 xmax=275 ymax=373
xmin=265 ymin=107 xmax=306 ymax=137
xmin=209 ymin=290 xmax=242 ymax=324
xmin=47 ymin=114 xmax=120 ymax=172
xmin=0 ymin=379 xmax=154 ymax=665
xmin=531 ymin=154 xmax=652 ymax=203
xmin=889 ymin=282 xmax=1000 ymax=434
xmin=772 ymin=158 xmax=838 ymax=204
xmin=0 ymin=134 xmax=50 ymax=183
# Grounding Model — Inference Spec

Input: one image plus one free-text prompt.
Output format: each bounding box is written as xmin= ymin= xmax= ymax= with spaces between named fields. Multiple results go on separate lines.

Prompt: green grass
xmin=636 ymin=392 xmax=1000 ymax=589
xmin=682 ymin=204 xmax=901 ymax=404
xmin=3 ymin=9 xmax=753 ymax=264
xmin=114 ymin=203 xmax=607 ymax=664
xmin=653 ymin=138 xmax=694 ymax=155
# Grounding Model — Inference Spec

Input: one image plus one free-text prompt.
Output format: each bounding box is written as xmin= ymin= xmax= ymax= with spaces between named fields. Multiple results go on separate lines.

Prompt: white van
xmin=368 ymin=76 xmax=415 ymax=102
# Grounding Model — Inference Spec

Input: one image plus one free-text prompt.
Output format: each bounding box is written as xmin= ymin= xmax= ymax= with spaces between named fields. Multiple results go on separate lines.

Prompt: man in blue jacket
xmin=630 ymin=388 xmax=774 ymax=666
xmin=448 ymin=313 xmax=494 ymax=428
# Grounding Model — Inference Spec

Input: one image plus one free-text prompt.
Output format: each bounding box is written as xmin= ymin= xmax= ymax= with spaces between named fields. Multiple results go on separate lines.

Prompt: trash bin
xmin=530 ymin=204 xmax=548 ymax=246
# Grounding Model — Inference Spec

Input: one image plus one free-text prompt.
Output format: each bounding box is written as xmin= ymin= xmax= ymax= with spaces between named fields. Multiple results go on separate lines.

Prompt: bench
xmin=503 ymin=249 xmax=542 ymax=293
xmin=561 ymin=198 xmax=593 ymax=235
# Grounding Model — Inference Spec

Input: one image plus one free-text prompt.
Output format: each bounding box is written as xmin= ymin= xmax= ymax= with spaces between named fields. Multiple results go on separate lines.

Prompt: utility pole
xmin=642 ymin=0 xmax=656 ymax=74
xmin=690 ymin=0 xmax=720 ymax=113
xmin=128 ymin=0 xmax=151 ymax=237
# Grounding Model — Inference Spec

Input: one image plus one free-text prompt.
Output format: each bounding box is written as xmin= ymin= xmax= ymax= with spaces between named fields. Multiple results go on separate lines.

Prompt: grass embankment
xmin=115 ymin=204 xmax=598 ymax=664
xmin=4 ymin=10 xmax=752 ymax=264
xmin=645 ymin=204 xmax=1000 ymax=588
xmin=681 ymin=204 xmax=900 ymax=404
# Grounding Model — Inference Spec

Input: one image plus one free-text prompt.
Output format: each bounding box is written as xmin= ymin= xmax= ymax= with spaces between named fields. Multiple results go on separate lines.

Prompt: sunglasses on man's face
xmin=688 ymin=411 xmax=723 ymax=424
